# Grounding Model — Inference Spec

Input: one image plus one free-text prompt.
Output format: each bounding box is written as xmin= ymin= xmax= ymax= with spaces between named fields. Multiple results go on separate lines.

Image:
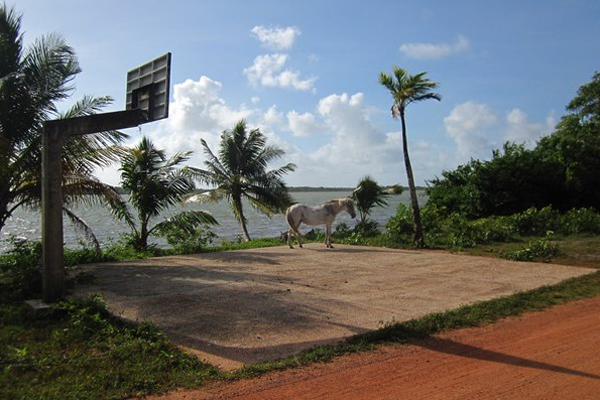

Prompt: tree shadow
xmin=418 ymin=336 xmax=600 ymax=380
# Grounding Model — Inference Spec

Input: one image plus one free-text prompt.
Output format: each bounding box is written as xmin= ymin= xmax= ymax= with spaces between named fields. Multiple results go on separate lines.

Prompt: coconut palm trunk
xmin=399 ymin=110 xmax=424 ymax=247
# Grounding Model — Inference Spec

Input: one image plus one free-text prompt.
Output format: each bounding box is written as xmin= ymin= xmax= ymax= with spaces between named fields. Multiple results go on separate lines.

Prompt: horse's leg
xmin=290 ymin=222 xmax=303 ymax=249
xmin=325 ymin=223 xmax=333 ymax=248
xmin=287 ymin=228 xmax=294 ymax=249
xmin=295 ymin=225 xmax=303 ymax=248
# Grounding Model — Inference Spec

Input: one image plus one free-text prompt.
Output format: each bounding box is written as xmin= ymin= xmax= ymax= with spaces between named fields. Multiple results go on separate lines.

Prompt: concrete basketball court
xmin=75 ymin=244 xmax=595 ymax=370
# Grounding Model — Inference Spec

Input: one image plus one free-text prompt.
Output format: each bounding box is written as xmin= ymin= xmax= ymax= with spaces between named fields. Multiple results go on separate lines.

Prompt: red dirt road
xmin=146 ymin=296 xmax=600 ymax=400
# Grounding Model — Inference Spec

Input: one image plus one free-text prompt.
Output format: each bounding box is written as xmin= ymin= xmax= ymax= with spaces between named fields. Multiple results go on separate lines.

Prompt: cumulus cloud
xmin=169 ymin=76 xmax=251 ymax=133
xmin=261 ymin=105 xmax=286 ymax=128
xmin=251 ymin=26 xmax=301 ymax=50
xmin=126 ymin=76 xmax=257 ymax=180
xmin=400 ymin=35 xmax=470 ymax=60
xmin=443 ymin=101 xmax=557 ymax=167
xmin=244 ymin=53 xmax=317 ymax=91
xmin=502 ymin=108 xmax=555 ymax=147
xmin=287 ymin=110 xmax=322 ymax=137
xmin=444 ymin=101 xmax=498 ymax=159
xmin=312 ymin=93 xmax=396 ymax=166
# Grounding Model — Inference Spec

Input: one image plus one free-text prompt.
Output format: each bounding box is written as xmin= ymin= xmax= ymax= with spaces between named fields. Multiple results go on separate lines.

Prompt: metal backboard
xmin=126 ymin=52 xmax=171 ymax=122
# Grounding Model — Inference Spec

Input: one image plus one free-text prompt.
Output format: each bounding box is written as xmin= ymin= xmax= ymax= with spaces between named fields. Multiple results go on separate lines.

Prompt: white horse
xmin=285 ymin=198 xmax=356 ymax=249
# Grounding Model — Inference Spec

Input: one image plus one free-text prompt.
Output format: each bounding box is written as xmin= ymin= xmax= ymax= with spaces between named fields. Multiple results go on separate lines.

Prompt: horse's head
xmin=345 ymin=198 xmax=357 ymax=219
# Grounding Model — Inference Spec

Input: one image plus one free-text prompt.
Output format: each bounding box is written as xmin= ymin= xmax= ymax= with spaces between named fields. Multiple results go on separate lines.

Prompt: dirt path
xmin=145 ymin=296 xmax=600 ymax=400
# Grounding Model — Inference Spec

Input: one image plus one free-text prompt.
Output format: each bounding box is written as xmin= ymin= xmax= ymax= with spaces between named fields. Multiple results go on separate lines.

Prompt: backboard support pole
xmin=42 ymin=109 xmax=147 ymax=303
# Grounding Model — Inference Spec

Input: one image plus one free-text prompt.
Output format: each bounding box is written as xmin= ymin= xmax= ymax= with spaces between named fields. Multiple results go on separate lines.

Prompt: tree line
xmin=427 ymin=72 xmax=600 ymax=219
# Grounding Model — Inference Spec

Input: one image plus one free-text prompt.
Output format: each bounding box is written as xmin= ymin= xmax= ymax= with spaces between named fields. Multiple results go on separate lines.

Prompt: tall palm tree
xmin=379 ymin=67 xmax=441 ymax=247
xmin=196 ymin=120 xmax=296 ymax=241
xmin=118 ymin=136 xmax=217 ymax=250
xmin=0 ymin=5 xmax=127 ymax=244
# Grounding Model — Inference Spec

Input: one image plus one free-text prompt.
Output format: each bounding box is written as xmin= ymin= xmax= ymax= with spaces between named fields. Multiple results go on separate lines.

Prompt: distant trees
xmin=427 ymin=72 xmax=600 ymax=218
xmin=195 ymin=120 xmax=296 ymax=241
xmin=379 ymin=67 xmax=441 ymax=247
xmin=0 ymin=4 xmax=127 ymax=240
xmin=118 ymin=137 xmax=217 ymax=250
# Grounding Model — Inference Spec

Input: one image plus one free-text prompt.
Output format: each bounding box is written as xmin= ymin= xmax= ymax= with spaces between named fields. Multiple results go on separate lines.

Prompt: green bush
xmin=508 ymin=206 xmax=560 ymax=236
xmin=0 ymin=237 xmax=43 ymax=301
xmin=560 ymin=208 xmax=600 ymax=234
xmin=156 ymin=224 xmax=217 ymax=254
xmin=383 ymin=203 xmax=600 ymax=250
xmin=500 ymin=231 xmax=561 ymax=262
xmin=385 ymin=204 xmax=415 ymax=244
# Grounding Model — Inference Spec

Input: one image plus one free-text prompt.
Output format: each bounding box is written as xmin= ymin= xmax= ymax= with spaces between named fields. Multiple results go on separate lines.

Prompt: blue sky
xmin=13 ymin=0 xmax=600 ymax=187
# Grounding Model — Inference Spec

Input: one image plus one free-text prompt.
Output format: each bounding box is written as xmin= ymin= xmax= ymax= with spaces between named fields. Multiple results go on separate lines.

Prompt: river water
xmin=0 ymin=190 xmax=427 ymax=252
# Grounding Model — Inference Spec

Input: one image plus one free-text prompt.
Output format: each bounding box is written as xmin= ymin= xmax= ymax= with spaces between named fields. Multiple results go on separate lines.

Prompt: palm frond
xmin=63 ymin=206 xmax=101 ymax=252
xmin=150 ymin=209 xmax=218 ymax=237
xmin=21 ymin=32 xmax=80 ymax=117
xmin=0 ymin=5 xmax=23 ymax=77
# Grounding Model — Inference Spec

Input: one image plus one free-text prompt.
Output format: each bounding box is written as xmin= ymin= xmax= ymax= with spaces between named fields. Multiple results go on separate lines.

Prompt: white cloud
xmin=311 ymin=93 xmax=398 ymax=170
xmin=443 ymin=102 xmax=557 ymax=168
xmin=287 ymin=110 xmax=322 ymax=137
xmin=244 ymin=53 xmax=317 ymax=92
xmin=251 ymin=26 xmax=301 ymax=50
xmin=169 ymin=76 xmax=251 ymax=133
xmin=130 ymin=76 xmax=256 ymax=182
xmin=400 ymin=35 xmax=470 ymax=60
xmin=96 ymin=80 xmax=556 ymax=190
xmin=502 ymin=108 xmax=555 ymax=147
xmin=444 ymin=101 xmax=498 ymax=159
xmin=261 ymin=105 xmax=286 ymax=128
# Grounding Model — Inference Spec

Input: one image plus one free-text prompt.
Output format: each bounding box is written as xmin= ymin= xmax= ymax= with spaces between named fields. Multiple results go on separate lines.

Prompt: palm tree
xmin=352 ymin=176 xmax=389 ymax=223
xmin=0 ymin=5 xmax=128 ymax=245
xmin=379 ymin=67 xmax=441 ymax=247
xmin=118 ymin=136 xmax=217 ymax=250
xmin=196 ymin=120 xmax=296 ymax=241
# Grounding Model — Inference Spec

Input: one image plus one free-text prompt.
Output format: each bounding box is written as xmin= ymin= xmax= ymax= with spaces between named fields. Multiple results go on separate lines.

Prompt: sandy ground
xmin=76 ymin=244 xmax=594 ymax=371
xmin=146 ymin=296 xmax=600 ymax=400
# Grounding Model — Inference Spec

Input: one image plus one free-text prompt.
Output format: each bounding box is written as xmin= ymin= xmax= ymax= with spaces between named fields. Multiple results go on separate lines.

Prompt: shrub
xmin=156 ymin=224 xmax=217 ymax=254
xmin=560 ymin=208 xmax=600 ymax=234
xmin=385 ymin=204 xmax=414 ymax=244
xmin=508 ymin=206 xmax=560 ymax=236
xmin=333 ymin=222 xmax=353 ymax=239
xmin=0 ymin=237 xmax=43 ymax=301
xmin=500 ymin=231 xmax=561 ymax=262
xmin=353 ymin=219 xmax=381 ymax=238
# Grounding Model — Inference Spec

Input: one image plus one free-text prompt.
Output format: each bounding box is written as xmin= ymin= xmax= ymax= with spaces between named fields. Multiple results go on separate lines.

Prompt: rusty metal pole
xmin=41 ymin=125 xmax=66 ymax=303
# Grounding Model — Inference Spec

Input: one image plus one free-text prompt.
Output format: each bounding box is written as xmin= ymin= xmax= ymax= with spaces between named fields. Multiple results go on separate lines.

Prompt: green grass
xmin=0 ymin=296 xmax=222 ymax=400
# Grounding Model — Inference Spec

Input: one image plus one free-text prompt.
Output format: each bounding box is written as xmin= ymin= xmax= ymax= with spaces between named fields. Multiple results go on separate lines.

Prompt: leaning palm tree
xmin=0 ymin=5 xmax=128 ymax=246
xmin=196 ymin=120 xmax=296 ymax=241
xmin=379 ymin=67 xmax=441 ymax=247
xmin=118 ymin=137 xmax=217 ymax=250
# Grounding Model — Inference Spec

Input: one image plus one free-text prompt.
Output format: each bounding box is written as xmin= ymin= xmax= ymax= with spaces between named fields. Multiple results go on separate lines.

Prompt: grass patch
xmin=0 ymin=296 xmax=222 ymax=400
